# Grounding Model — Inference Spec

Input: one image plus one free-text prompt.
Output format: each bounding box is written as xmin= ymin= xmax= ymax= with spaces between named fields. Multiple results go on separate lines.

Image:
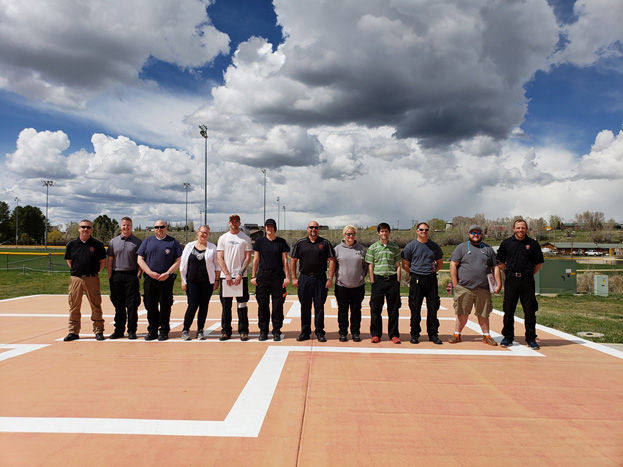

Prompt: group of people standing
xmin=62 ymin=216 xmax=544 ymax=349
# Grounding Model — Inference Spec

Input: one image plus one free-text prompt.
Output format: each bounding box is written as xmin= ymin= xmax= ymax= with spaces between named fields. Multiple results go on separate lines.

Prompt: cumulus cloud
xmin=552 ymin=0 xmax=623 ymax=66
xmin=190 ymin=0 xmax=558 ymax=151
xmin=5 ymin=128 xmax=69 ymax=178
xmin=0 ymin=0 xmax=229 ymax=107
xmin=574 ymin=129 xmax=623 ymax=179
xmin=2 ymin=0 xmax=622 ymax=228
xmin=3 ymin=125 xmax=623 ymax=228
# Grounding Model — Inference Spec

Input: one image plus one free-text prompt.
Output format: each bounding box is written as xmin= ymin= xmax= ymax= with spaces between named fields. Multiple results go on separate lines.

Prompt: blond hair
xmin=342 ymin=224 xmax=357 ymax=235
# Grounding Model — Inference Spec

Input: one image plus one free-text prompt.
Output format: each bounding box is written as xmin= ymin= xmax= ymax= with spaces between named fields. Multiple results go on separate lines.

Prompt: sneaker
xmin=219 ymin=333 xmax=231 ymax=341
xmin=63 ymin=333 xmax=79 ymax=342
xmin=448 ymin=334 xmax=461 ymax=344
xmin=339 ymin=334 xmax=348 ymax=342
xmin=240 ymin=333 xmax=249 ymax=342
xmin=258 ymin=333 xmax=268 ymax=342
xmin=273 ymin=333 xmax=282 ymax=342
xmin=500 ymin=337 xmax=513 ymax=347
xmin=352 ymin=333 xmax=361 ymax=342
xmin=371 ymin=336 xmax=380 ymax=343
xmin=527 ymin=340 xmax=540 ymax=350
xmin=197 ymin=330 xmax=205 ymax=340
xmin=181 ymin=330 xmax=191 ymax=341
xmin=95 ymin=332 xmax=105 ymax=341
xmin=482 ymin=335 xmax=498 ymax=346
xmin=391 ymin=336 xmax=401 ymax=344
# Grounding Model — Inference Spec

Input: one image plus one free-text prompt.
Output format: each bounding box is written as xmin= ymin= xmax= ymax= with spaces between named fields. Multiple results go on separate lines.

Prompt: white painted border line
xmin=491 ymin=309 xmax=623 ymax=360
xmin=0 ymin=343 xmax=539 ymax=437
xmin=0 ymin=344 xmax=49 ymax=362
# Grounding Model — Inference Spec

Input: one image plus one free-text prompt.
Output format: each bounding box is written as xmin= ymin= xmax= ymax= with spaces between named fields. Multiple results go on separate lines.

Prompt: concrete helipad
xmin=0 ymin=294 xmax=621 ymax=466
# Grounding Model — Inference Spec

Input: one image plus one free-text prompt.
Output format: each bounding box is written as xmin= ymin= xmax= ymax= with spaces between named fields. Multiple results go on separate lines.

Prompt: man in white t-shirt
xmin=216 ymin=214 xmax=253 ymax=341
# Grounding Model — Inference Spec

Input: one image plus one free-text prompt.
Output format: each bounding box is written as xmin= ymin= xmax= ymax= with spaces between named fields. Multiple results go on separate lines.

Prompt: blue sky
xmin=1 ymin=0 xmax=622 ymax=229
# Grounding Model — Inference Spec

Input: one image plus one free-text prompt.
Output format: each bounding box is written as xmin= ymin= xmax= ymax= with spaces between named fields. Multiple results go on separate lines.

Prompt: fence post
xmin=48 ymin=252 xmax=52 ymax=272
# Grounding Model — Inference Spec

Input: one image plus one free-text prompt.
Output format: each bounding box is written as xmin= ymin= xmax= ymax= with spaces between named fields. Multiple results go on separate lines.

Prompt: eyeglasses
xmin=418 ymin=228 xmax=429 ymax=232
xmin=308 ymin=226 xmax=319 ymax=230
xmin=345 ymin=233 xmax=355 ymax=236
xmin=469 ymin=231 xmax=482 ymax=235
xmin=154 ymin=225 xmax=166 ymax=229
xmin=79 ymin=226 xmax=92 ymax=230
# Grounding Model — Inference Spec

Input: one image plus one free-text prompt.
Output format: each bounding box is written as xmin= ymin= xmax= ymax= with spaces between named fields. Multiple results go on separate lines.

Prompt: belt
xmin=507 ymin=272 xmax=527 ymax=277
xmin=72 ymin=274 xmax=97 ymax=278
xmin=113 ymin=270 xmax=139 ymax=275
xmin=374 ymin=274 xmax=397 ymax=281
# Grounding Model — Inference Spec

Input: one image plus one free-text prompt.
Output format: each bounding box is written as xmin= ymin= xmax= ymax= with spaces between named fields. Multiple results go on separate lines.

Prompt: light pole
xmin=183 ymin=182 xmax=191 ymax=243
xmin=14 ymin=196 xmax=19 ymax=245
xmin=199 ymin=125 xmax=208 ymax=225
xmin=276 ymin=196 xmax=280 ymax=230
xmin=42 ymin=180 xmax=54 ymax=249
xmin=261 ymin=169 xmax=267 ymax=225
xmin=282 ymin=205 xmax=286 ymax=231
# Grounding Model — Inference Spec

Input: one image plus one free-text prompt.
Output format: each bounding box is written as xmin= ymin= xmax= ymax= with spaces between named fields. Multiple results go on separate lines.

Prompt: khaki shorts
xmin=453 ymin=284 xmax=492 ymax=317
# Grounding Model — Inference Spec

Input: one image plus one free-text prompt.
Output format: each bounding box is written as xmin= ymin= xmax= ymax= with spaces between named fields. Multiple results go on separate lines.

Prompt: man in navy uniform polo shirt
xmin=496 ymin=218 xmax=544 ymax=349
xmin=290 ymin=220 xmax=335 ymax=342
xmin=63 ymin=219 xmax=107 ymax=341
xmin=137 ymin=220 xmax=182 ymax=341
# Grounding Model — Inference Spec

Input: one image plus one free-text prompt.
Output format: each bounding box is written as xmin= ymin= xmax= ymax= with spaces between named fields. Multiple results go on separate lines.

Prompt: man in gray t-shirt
xmin=448 ymin=224 xmax=501 ymax=345
xmin=401 ymin=222 xmax=444 ymax=344
xmin=107 ymin=216 xmax=142 ymax=340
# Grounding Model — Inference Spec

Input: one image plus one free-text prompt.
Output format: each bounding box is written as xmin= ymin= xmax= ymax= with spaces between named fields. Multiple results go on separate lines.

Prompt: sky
xmin=1 ymin=0 xmax=622 ymax=231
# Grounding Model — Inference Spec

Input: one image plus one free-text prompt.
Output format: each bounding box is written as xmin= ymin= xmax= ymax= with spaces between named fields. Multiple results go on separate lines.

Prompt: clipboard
xmin=222 ymin=280 xmax=243 ymax=298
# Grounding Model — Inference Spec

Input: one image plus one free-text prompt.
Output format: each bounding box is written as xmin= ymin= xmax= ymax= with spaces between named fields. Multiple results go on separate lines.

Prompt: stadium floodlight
xmin=183 ymin=183 xmax=191 ymax=243
xmin=199 ymin=125 xmax=208 ymax=225
xmin=42 ymin=180 xmax=54 ymax=249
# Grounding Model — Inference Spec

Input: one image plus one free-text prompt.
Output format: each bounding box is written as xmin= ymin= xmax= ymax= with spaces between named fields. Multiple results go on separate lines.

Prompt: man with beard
xmin=448 ymin=224 xmax=501 ymax=345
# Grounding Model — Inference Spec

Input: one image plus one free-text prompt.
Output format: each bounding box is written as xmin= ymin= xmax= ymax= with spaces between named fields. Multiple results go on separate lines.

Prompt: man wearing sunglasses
xmin=137 ymin=220 xmax=182 ymax=341
xmin=290 ymin=220 xmax=336 ymax=342
xmin=402 ymin=222 xmax=444 ymax=345
xmin=448 ymin=225 xmax=502 ymax=345
xmin=63 ymin=219 xmax=107 ymax=341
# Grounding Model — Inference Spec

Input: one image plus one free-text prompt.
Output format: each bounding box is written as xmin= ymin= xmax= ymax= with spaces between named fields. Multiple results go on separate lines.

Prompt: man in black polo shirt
xmin=496 ymin=218 xmax=544 ymax=349
xmin=63 ymin=219 xmax=107 ymax=341
xmin=251 ymin=218 xmax=290 ymax=341
xmin=290 ymin=220 xmax=335 ymax=342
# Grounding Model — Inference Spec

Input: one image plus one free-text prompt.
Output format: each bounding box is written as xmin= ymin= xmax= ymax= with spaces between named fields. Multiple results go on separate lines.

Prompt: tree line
xmin=0 ymin=201 xmax=46 ymax=245
xmin=0 ymin=199 xmax=619 ymax=246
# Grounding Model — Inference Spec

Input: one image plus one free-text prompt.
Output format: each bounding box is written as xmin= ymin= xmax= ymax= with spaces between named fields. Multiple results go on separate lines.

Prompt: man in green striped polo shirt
xmin=365 ymin=222 xmax=402 ymax=344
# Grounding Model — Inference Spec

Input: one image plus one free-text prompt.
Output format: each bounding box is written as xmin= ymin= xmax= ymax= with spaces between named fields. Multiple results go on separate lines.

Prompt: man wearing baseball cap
xmin=251 ymin=218 xmax=290 ymax=341
xmin=216 ymin=214 xmax=253 ymax=341
xmin=448 ymin=224 xmax=502 ymax=345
